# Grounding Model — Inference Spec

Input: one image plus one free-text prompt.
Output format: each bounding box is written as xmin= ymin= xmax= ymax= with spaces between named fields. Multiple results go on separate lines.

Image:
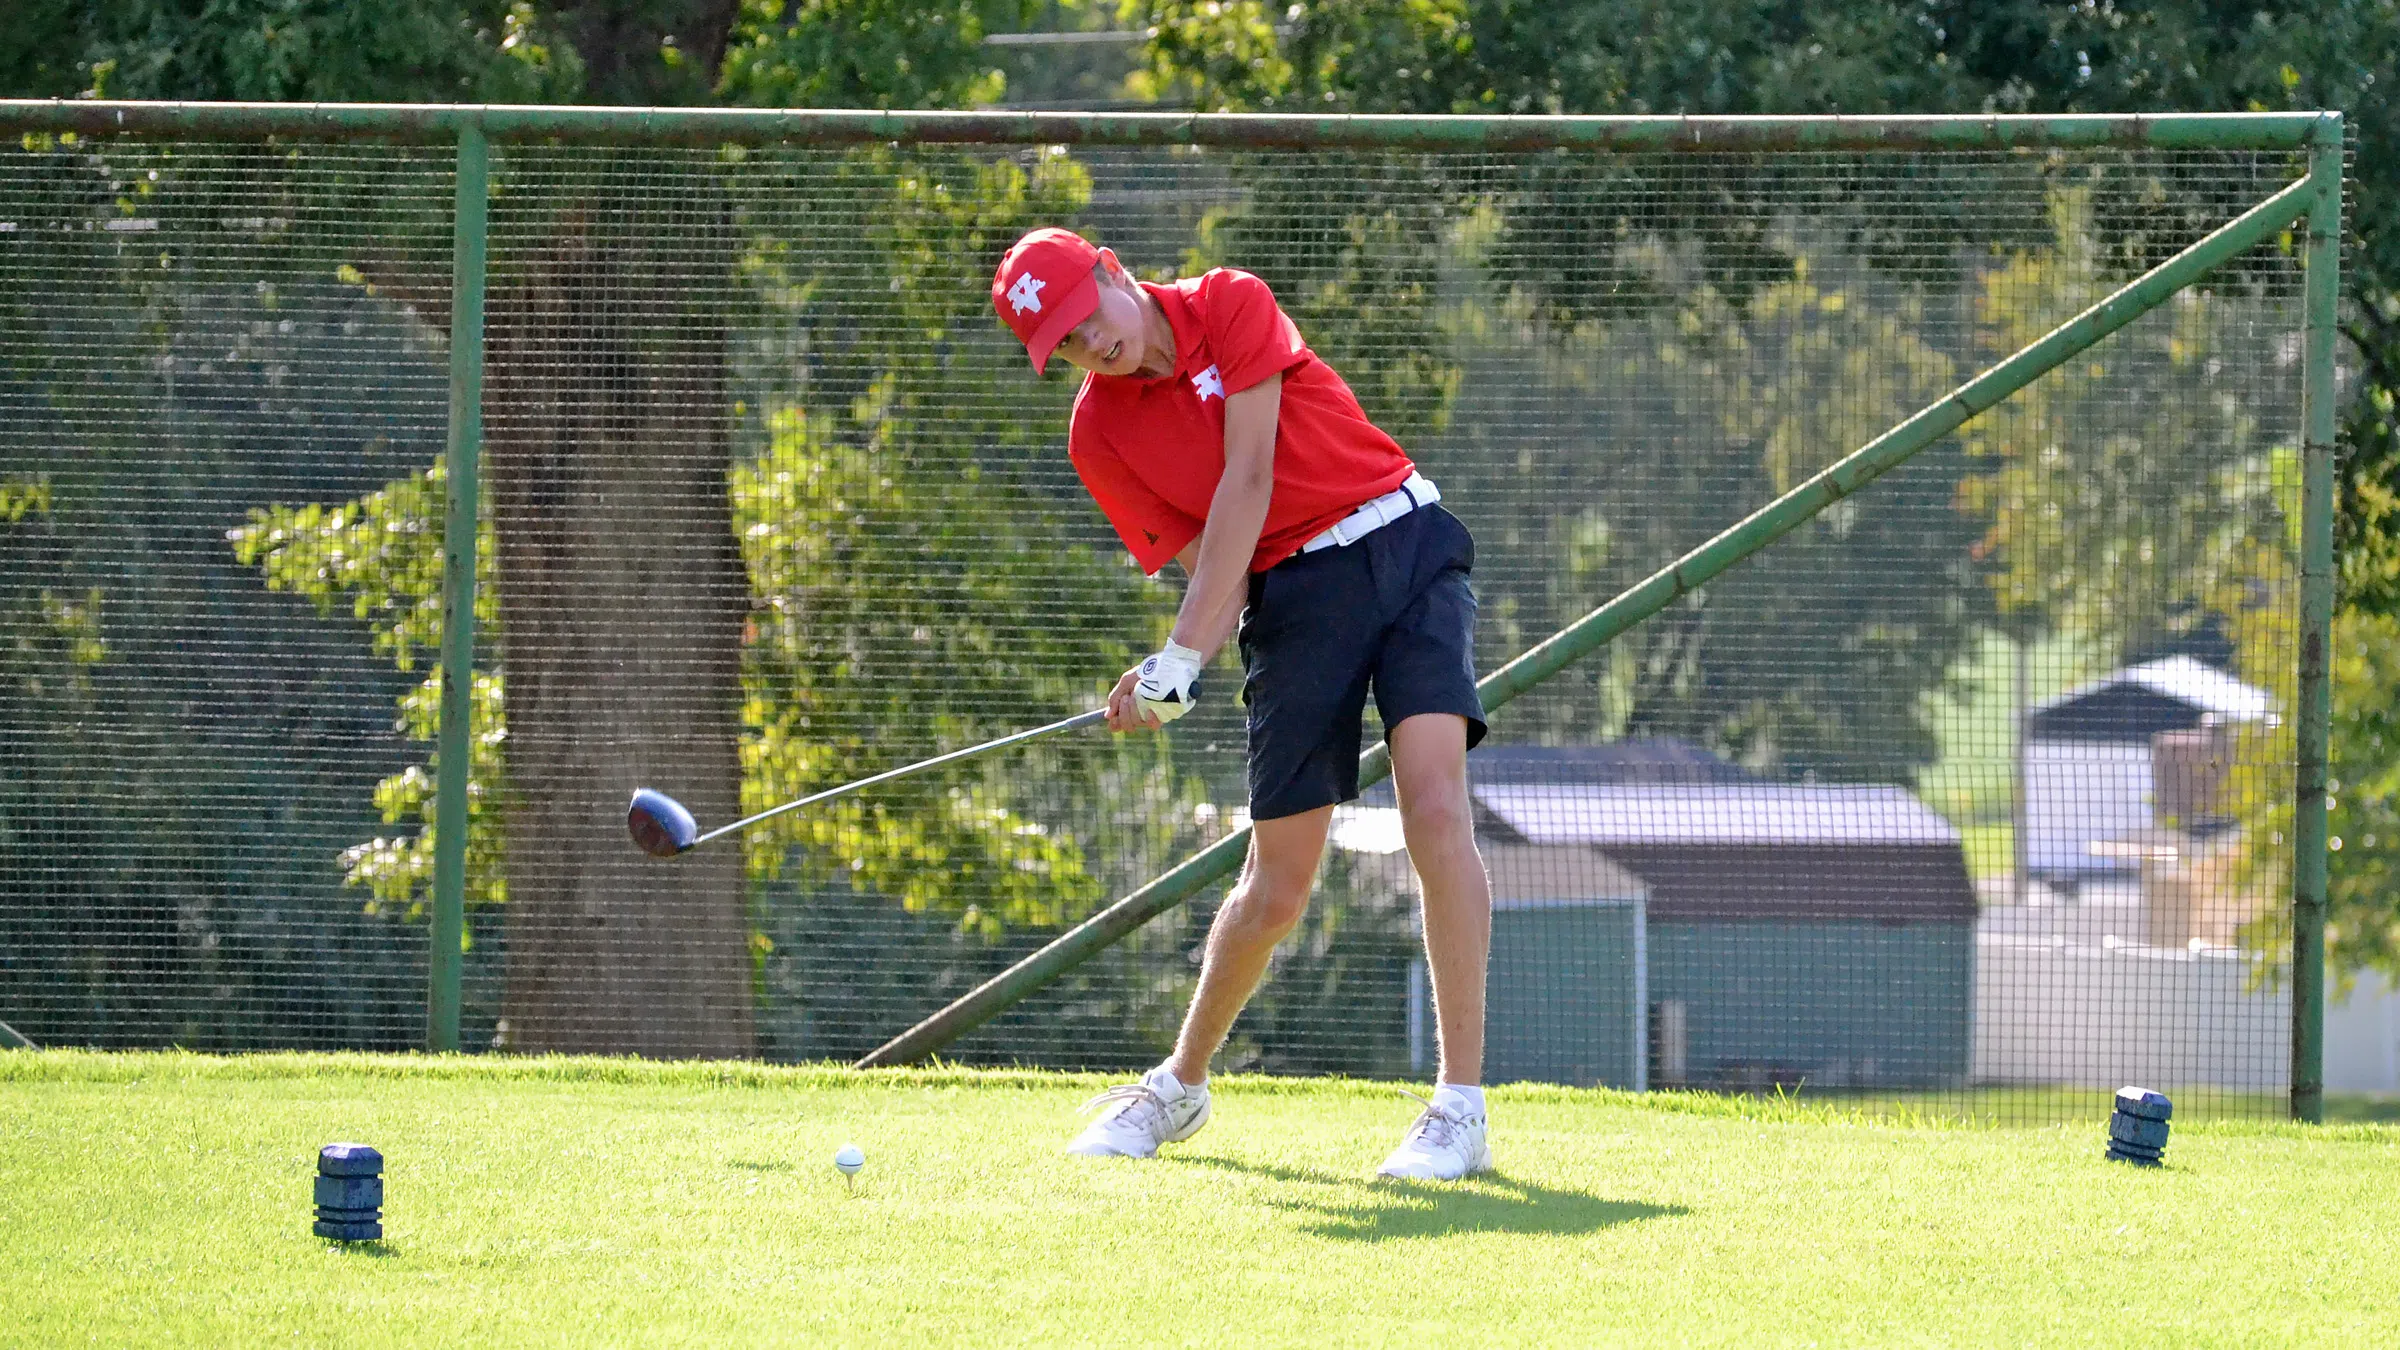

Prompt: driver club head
xmin=627 ymin=788 xmax=699 ymax=857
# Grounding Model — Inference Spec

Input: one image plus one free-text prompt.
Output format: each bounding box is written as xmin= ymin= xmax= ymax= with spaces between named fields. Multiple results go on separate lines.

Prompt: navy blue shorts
xmin=1237 ymin=503 xmax=1486 ymax=820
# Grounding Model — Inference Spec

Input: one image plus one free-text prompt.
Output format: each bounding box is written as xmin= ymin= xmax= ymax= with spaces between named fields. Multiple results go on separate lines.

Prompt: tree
xmin=10 ymin=0 xmax=1100 ymax=1056
xmin=1131 ymin=0 xmax=2400 ymax=978
xmin=2325 ymin=611 xmax=2400 ymax=977
xmin=1135 ymin=11 xmax=2004 ymax=781
xmin=1129 ymin=0 xmax=2397 ymax=608
xmin=1 ymin=155 xmax=446 ymax=1044
xmin=0 ymin=2 xmax=574 ymax=103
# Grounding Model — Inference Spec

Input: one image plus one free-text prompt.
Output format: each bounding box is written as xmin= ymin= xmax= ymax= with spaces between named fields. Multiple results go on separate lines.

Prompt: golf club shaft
xmin=688 ymin=707 xmax=1109 ymax=849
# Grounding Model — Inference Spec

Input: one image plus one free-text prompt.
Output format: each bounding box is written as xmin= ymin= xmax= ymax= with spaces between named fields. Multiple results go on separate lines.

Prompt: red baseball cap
xmin=992 ymin=227 xmax=1101 ymax=372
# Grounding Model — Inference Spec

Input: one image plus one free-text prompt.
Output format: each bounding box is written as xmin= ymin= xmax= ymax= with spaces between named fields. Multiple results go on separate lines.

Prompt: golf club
xmin=628 ymin=707 xmax=1109 ymax=857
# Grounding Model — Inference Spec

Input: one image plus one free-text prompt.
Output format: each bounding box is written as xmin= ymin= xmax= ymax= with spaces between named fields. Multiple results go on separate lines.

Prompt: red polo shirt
xmin=1068 ymin=268 xmax=1417 ymax=575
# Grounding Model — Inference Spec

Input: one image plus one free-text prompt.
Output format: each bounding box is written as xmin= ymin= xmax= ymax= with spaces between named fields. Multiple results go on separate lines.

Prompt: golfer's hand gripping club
xmin=1128 ymin=641 xmax=1203 ymax=726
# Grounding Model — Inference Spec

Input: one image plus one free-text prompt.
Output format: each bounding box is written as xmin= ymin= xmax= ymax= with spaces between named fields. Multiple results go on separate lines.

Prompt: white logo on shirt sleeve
xmin=1007 ymin=273 xmax=1046 ymax=314
xmin=1191 ymin=365 xmax=1225 ymax=402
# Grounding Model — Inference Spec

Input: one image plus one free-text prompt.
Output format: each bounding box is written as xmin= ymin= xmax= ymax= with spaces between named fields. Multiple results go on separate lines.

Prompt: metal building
xmin=2024 ymin=655 xmax=2273 ymax=884
xmin=1362 ymin=742 xmax=1978 ymax=1091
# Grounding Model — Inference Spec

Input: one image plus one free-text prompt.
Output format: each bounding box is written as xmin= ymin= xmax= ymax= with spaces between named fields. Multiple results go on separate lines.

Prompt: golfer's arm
xmin=1169 ymin=373 xmax=1280 ymax=661
xmin=1171 ymin=540 xmax=1248 ymax=652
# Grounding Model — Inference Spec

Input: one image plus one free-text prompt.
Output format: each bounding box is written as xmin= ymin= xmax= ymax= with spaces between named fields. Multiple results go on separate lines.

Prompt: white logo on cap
xmin=1007 ymin=272 xmax=1046 ymax=314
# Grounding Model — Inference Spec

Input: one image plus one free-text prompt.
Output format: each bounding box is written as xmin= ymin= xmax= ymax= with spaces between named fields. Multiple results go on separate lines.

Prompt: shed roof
xmin=2032 ymin=656 xmax=2272 ymax=727
xmin=1361 ymin=738 xmax=1757 ymax=809
xmin=1469 ymin=739 xmax=1760 ymax=785
xmin=1472 ymin=783 xmax=1962 ymax=848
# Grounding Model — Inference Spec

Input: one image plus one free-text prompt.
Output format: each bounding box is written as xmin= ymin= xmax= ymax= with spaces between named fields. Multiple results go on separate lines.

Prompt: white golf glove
xmin=1133 ymin=641 xmax=1205 ymax=724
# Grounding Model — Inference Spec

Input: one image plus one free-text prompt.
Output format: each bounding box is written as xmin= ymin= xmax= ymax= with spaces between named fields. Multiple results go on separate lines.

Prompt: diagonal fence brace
xmin=856 ymin=170 xmax=2319 ymax=1070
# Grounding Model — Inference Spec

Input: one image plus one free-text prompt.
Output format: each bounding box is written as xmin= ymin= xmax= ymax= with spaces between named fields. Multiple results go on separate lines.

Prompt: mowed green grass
xmin=4 ymin=1053 xmax=2396 ymax=1348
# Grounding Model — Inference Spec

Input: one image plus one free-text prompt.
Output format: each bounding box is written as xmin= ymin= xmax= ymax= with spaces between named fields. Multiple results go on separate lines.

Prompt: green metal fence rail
xmin=0 ymin=103 xmax=2330 ymax=149
xmin=0 ymin=103 xmax=2342 ymax=1118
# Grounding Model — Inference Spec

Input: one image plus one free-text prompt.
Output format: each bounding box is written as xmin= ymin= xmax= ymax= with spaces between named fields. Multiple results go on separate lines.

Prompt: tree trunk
xmin=484 ymin=187 xmax=754 ymax=1057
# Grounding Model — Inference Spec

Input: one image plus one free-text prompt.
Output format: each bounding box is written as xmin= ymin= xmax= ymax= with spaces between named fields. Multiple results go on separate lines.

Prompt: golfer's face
xmin=1054 ymin=282 xmax=1146 ymax=377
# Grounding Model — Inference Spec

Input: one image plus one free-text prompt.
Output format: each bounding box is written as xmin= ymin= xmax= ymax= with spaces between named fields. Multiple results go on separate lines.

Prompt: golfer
xmin=991 ymin=228 xmax=1495 ymax=1180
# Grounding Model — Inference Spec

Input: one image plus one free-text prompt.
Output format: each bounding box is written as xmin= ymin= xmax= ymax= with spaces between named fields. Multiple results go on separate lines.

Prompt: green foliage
xmin=3 ymin=0 xmax=1065 ymax=110
xmin=1957 ymin=189 xmax=2286 ymax=641
xmin=2326 ymin=610 xmax=2400 ymax=978
xmin=230 ymin=466 xmax=472 ymax=676
xmin=1162 ymin=154 xmax=1994 ymax=780
xmin=0 ymin=478 xmax=106 ymax=706
xmin=213 ymin=138 xmax=1152 ymax=946
xmin=0 ymin=233 xmax=441 ymax=1047
xmin=732 ymin=400 xmax=1113 ymax=930
xmin=14 ymin=0 xmax=2394 ymax=1039
xmin=1129 ymin=0 xmax=1959 ymax=115
xmin=3 ymin=3 xmax=1138 ymax=954
xmin=1945 ymin=188 xmax=2355 ymax=975
xmin=719 ymin=0 xmax=1043 ymax=107
xmin=1134 ymin=0 xmax=2400 ymax=976
xmin=1124 ymin=12 xmax=2009 ymax=782
xmin=1489 ymin=242 xmax=1987 ymax=776
xmin=229 ymin=463 xmax=508 ymax=922
xmin=2346 ymin=370 xmax=2400 ymax=610
xmin=1132 ymin=2 xmax=2387 ymax=123
xmin=1182 ymin=156 xmax=1461 ymax=446
xmin=1 ymin=1 xmax=577 ymax=103
xmin=1128 ymin=0 xmax=2399 ymax=614
xmin=725 ymin=142 xmax=1185 ymax=934
xmin=0 ymin=475 xmax=55 ymax=526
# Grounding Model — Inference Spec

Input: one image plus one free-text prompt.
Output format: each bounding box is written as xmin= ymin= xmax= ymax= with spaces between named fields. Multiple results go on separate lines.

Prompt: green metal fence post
xmin=428 ymin=121 xmax=490 ymax=1054
xmin=2292 ymin=113 xmax=2343 ymax=1123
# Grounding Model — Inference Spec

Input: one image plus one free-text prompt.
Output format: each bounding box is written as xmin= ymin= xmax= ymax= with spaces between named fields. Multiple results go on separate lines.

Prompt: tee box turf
xmin=315 ymin=1142 xmax=384 ymax=1241
xmin=2106 ymin=1088 xmax=2172 ymax=1167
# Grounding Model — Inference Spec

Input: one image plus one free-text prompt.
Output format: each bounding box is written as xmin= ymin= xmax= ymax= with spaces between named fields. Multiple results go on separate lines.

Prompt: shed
xmin=1349 ymin=742 xmax=1979 ymax=1092
xmin=1472 ymin=776 xmax=1978 ymax=1091
xmin=1344 ymin=795 xmax=1652 ymax=1091
xmin=2024 ymin=656 xmax=2272 ymax=881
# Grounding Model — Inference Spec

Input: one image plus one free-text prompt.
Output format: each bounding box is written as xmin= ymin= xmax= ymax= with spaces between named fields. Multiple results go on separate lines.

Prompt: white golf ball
xmin=833 ymin=1144 xmax=865 ymax=1176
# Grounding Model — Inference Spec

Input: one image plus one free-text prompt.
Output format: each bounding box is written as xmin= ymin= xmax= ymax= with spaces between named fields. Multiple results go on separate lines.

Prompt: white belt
xmin=1300 ymin=472 xmax=1440 ymax=553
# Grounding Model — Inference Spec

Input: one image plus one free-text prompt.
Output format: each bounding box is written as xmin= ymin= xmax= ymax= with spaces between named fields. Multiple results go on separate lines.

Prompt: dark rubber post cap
xmin=318 ymin=1143 xmax=384 ymax=1177
xmin=2114 ymin=1087 xmax=2173 ymax=1122
xmin=628 ymin=788 xmax=699 ymax=857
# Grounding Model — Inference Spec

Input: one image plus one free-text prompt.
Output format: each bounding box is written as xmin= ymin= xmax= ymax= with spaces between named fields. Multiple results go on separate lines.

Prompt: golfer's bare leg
xmin=1163 ymin=805 xmax=1334 ymax=1084
xmin=1389 ymin=712 xmax=1491 ymax=1086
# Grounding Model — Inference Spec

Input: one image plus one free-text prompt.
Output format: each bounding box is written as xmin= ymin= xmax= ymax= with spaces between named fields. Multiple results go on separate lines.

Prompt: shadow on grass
xmin=1169 ymin=1155 xmax=1686 ymax=1242
xmin=2328 ymin=1096 xmax=2400 ymax=1124
xmin=726 ymin=1159 xmax=794 ymax=1173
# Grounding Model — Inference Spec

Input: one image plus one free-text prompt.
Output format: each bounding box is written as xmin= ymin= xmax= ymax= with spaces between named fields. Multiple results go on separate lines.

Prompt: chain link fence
xmin=0 ymin=109 xmax=2338 ymax=1119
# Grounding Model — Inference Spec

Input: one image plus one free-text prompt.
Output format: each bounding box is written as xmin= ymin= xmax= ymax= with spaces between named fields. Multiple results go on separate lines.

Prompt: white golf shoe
xmin=1067 ymin=1066 xmax=1210 ymax=1158
xmin=1376 ymin=1087 xmax=1493 ymax=1180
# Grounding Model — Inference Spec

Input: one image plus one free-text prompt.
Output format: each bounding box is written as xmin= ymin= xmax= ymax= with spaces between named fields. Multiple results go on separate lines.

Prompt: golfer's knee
xmin=1227 ymin=873 xmax=1311 ymax=939
xmin=1401 ymin=790 xmax=1476 ymax=858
